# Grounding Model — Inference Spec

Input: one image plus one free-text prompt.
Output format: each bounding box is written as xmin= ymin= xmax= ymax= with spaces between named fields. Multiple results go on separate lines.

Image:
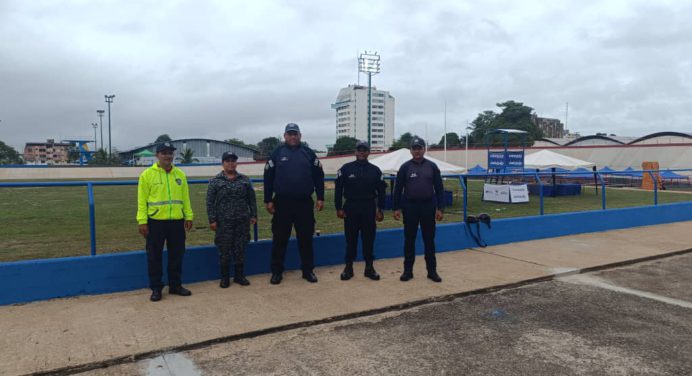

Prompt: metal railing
xmin=1 ymin=169 xmax=690 ymax=258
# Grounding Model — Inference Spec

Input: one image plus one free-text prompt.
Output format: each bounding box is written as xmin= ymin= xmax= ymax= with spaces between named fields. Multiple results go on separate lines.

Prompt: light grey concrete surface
xmin=1 ymin=221 xmax=691 ymax=375
xmin=78 ymin=253 xmax=692 ymax=376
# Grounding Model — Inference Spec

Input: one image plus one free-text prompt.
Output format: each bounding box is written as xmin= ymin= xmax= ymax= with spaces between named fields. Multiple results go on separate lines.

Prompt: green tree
xmin=67 ymin=146 xmax=81 ymax=163
xmin=0 ymin=141 xmax=23 ymax=164
xmin=88 ymin=148 xmax=121 ymax=166
xmin=432 ymin=132 xmax=462 ymax=149
xmin=154 ymin=134 xmax=172 ymax=144
xmin=176 ymin=148 xmax=199 ymax=164
xmin=330 ymin=136 xmax=359 ymax=155
xmin=256 ymin=137 xmax=281 ymax=159
xmin=469 ymin=101 xmax=543 ymax=146
xmin=389 ymin=132 xmax=420 ymax=151
xmin=226 ymin=138 xmax=258 ymax=151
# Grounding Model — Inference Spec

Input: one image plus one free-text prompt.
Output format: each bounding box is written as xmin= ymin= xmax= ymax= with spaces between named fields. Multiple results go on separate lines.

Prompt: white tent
xmin=369 ymin=148 xmax=466 ymax=174
xmin=524 ymin=149 xmax=594 ymax=169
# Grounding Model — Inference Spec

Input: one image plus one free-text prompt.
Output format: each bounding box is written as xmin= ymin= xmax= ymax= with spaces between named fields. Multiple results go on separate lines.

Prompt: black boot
xmin=400 ymin=269 xmax=413 ymax=281
xmin=220 ymin=277 xmax=230 ymax=288
xmin=364 ymin=263 xmax=381 ymax=281
xmin=150 ymin=289 xmax=162 ymax=302
xmin=233 ymin=264 xmax=250 ymax=286
xmin=427 ymin=270 xmax=442 ymax=283
xmin=340 ymin=263 xmax=354 ymax=280
xmin=220 ymin=263 xmax=231 ymax=288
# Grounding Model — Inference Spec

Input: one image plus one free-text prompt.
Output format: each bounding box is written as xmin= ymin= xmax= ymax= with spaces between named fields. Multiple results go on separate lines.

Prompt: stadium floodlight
xmin=104 ymin=95 xmax=115 ymax=157
xmin=358 ymin=51 xmax=381 ymax=147
xmin=92 ymin=123 xmax=98 ymax=151
xmin=96 ymin=110 xmax=105 ymax=152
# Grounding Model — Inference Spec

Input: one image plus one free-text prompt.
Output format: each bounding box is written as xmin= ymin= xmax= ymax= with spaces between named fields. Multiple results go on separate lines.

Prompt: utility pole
xmin=565 ymin=102 xmax=569 ymax=136
xmin=97 ymin=110 xmax=105 ymax=151
xmin=444 ymin=101 xmax=447 ymax=161
xmin=104 ymin=95 xmax=115 ymax=157
xmin=92 ymin=123 xmax=98 ymax=151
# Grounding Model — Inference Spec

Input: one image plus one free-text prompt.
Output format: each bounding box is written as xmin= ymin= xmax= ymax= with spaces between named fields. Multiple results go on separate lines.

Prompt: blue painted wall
xmin=2 ymin=202 xmax=691 ymax=305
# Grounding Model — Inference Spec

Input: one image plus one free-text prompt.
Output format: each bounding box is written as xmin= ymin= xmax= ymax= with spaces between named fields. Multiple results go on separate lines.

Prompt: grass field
xmin=1 ymin=179 xmax=690 ymax=262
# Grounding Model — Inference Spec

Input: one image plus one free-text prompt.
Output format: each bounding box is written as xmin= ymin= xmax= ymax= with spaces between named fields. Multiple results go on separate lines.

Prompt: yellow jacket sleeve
xmin=182 ymin=174 xmax=194 ymax=221
xmin=136 ymin=172 xmax=150 ymax=225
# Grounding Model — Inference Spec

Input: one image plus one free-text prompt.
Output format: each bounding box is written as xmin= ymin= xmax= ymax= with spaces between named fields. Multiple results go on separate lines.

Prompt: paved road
xmin=80 ymin=252 xmax=692 ymax=376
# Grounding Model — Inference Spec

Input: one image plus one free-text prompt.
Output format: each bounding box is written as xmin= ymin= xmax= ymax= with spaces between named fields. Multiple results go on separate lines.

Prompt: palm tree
xmin=176 ymin=148 xmax=199 ymax=164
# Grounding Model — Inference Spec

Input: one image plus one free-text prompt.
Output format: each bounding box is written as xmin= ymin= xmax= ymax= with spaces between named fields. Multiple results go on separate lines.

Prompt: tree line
xmin=0 ymin=100 xmax=547 ymax=164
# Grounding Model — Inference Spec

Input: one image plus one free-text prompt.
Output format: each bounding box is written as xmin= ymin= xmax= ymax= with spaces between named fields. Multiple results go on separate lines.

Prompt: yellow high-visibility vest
xmin=137 ymin=163 xmax=194 ymax=224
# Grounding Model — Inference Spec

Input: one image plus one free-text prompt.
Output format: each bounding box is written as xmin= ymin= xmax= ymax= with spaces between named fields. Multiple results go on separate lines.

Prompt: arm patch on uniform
xmin=336 ymin=169 xmax=341 ymax=178
xmin=265 ymin=160 xmax=274 ymax=170
xmin=314 ymin=159 xmax=321 ymax=168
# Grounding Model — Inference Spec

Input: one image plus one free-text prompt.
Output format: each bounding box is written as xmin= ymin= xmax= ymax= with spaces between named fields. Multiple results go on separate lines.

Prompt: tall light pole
xmin=465 ymin=122 xmax=473 ymax=171
xmin=96 ymin=110 xmax=105 ymax=152
xmin=358 ymin=51 xmax=380 ymax=147
xmin=104 ymin=95 xmax=115 ymax=157
xmin=443 ymin=101 xmax=447 ymax=161
xmin=92 ymin=123 xmax=98 ymax=151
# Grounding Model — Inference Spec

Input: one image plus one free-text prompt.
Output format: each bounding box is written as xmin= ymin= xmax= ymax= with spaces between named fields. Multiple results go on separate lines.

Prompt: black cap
xmin=285 ymin=123 xmax=301 ymax=133
xmin=222 ymin=151 xmax=238 ymax=162
xmin=356 ymin=141 xmax=370 ymax=150
xmin=411 ymin=138 xmax=426 ymax=148
xmin=156 ymin=142 xmax=176 ymax=153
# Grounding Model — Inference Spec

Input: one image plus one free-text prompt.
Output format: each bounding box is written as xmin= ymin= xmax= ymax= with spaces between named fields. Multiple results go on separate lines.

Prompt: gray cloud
xmin=1 ymin=0 xmax=691 ymax=153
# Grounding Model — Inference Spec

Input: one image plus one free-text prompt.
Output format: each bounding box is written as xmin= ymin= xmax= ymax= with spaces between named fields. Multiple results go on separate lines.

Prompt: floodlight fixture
xmin=104 ymin=95 xmax=115 ymax=157
xmin=358 ymin=51 xmax=381 ymax=146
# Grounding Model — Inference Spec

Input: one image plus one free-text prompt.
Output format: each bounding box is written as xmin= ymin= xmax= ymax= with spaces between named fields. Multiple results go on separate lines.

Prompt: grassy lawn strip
xmin=1 ymin=180 xmax=689 ymax=262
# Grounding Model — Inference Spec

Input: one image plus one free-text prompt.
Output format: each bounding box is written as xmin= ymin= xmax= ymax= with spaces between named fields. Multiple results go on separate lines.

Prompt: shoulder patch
xmin=314 ymin=158 xmax=321 ymax=168
xmin=265 ymin=160 xmax=274 ymax=170
xmin=336 ymin=169 xmax=342 ymax=178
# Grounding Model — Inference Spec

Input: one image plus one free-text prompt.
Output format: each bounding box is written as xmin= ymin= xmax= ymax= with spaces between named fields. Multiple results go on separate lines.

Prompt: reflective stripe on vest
xmin=148 ymin=200 xmax=184 ymax=206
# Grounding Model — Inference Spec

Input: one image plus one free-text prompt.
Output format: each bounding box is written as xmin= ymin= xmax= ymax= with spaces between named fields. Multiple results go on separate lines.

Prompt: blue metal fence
xmin=1 ymin=169 xmax=690 ymax=258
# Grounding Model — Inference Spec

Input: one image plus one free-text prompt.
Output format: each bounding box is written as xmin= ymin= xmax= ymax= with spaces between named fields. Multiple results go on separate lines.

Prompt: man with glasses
xmin=136 ymin=142 xmax=194 ymax=301
xmin=263 ymin=123 xmax=325 ymax=284
xmin=334 ymin=141 xmax=386 ymax=281
xmin=392 ymin=138 xmax=444 ymax=283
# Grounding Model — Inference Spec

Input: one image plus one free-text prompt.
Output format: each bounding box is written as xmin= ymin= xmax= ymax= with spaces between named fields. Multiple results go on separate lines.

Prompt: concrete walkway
xmin=1 ymin=221 xmax=691 ymax=376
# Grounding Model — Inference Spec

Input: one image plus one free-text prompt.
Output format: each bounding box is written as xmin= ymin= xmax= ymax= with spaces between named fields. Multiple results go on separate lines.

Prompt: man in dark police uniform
xmin=334 ymin=141 xmax=386 ymax=281
xmin=263 ymin=123 xmax=325 ymax=285
xmin=392 ymin=137 xmax=445 ymax=283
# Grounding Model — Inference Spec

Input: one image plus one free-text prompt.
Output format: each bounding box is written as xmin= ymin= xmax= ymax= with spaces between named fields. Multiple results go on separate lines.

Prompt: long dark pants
xmin=271 ymin=196 xmax=315 ymax=274
xmin=402 ymin=200 xmax=437 ymax=272
xmin=344 ymin=200 xmax=376 ymax=264
xmin=215 ymin=218 xmax=250 ymax=278
xmin=146 ymin=219 xmax=186 ymax=290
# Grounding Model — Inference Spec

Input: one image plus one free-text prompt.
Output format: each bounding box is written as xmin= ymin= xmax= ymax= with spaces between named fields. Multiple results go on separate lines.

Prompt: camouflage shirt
xmin=206 ymin=171 xmax=258 ymax=223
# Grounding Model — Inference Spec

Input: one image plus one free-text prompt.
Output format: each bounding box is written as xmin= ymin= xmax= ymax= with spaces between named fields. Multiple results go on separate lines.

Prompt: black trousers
xmin=402 ymin=200 xmax=437 ymax=271
xmin=146 ymin=219 xmax=186 ymax=290
xmin=344 ymin=200 xmax=376 ymax=264
xmin=271 ymin=196 xmax=315 ymax=274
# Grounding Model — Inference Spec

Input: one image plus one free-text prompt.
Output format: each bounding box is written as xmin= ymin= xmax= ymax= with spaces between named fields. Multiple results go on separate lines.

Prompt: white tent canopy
xmin=524 ymin=149 xmax=595 ymax=169
xmin=369 ymin=148 xmax=466 ymax=174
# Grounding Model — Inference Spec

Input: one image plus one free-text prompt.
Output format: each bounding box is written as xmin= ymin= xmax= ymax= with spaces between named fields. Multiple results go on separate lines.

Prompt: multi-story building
xmin=23 ymin=139 xmax=71 ymax=165
xmin=332 ymin=85 xmax=395 ymax=151
xmin=531 ymin=114 xmax=565 ymax=138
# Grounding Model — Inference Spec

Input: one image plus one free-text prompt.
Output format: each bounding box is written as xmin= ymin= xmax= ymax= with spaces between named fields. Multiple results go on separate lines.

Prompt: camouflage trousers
xmin=215 ymin=219 xmax=250 ymax=277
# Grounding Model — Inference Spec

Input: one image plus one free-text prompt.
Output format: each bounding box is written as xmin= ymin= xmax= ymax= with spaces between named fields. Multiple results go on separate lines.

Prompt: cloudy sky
xmin=1 ymin=0 xmax=691 ymax=151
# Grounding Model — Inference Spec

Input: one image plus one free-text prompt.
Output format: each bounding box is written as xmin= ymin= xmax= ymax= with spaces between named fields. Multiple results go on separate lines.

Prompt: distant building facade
xmin=23 ymin=139 xmax=71 ymax=165
xmin=332 ymin=85 xmax=395 ymax=151
xmin=119 ymin=138 xmax=256 ymax=165
xmin=531 ymin=114 xmax=565 ymax=138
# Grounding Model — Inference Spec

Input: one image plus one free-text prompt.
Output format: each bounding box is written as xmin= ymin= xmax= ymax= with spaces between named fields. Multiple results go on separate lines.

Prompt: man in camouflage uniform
xmin=207 ymin=152 xmax=258 ymax=288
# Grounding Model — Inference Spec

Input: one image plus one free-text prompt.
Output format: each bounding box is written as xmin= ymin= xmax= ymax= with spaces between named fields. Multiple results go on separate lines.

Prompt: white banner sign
xmin=509 ymin=184 xmax=530 ymax=203
xmin=483 ymin=184 xmax=530 ymax=203
xmin=483 ymin=184 xmax=511 ymax=203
